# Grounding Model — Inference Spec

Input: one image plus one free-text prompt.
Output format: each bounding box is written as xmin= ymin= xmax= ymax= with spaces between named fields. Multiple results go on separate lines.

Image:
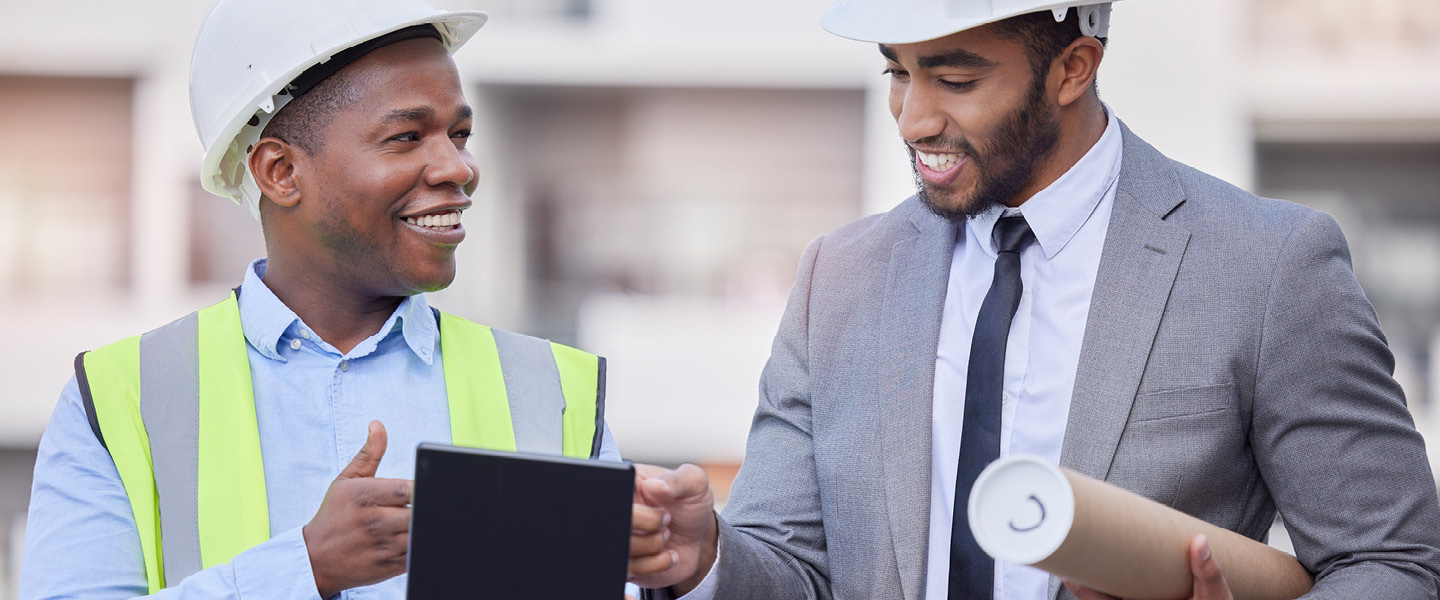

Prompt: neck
xmin=260 ymin=257 xmax=404 ymax=355
xmin=1007 ymin=96 xmax=1108 ymax=207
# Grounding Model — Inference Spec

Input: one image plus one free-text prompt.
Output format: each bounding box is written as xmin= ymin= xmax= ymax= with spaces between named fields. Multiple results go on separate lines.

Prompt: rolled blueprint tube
xmin=967 ymin=455 xmax=1313 ymax=600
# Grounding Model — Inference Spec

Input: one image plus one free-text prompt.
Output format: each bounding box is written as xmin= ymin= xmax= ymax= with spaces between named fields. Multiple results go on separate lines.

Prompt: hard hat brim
xmin=821 ymin=0 xmax=1113 ymax=44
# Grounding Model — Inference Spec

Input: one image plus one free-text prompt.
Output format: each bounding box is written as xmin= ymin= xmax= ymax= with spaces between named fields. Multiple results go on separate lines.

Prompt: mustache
xmin=905 ymin=135 xmax=981 ymax=162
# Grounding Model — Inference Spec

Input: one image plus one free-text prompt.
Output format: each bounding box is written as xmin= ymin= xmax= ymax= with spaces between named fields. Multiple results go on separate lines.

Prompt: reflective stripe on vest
xmin=75 ymin=292 xmax=605 ymax=591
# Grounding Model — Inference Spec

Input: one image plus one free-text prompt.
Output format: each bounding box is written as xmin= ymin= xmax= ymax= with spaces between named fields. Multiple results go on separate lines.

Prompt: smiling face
xmin=261 ymin=37 xmax=477 ymax=298
xmin=883 ymin=25 xmax=1064 ymax=222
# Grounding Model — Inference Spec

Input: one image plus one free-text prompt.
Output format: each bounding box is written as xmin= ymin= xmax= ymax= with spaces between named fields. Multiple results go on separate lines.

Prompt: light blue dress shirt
xmin=21 ymin=259 xmax=621 ymax=600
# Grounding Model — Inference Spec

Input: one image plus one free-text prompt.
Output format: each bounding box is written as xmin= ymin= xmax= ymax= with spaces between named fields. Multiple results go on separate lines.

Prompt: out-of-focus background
xmin=1 ymin=0 xmax=1438 ymax=594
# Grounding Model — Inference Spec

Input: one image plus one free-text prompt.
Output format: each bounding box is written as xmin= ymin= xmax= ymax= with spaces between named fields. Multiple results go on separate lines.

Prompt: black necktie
xmin=949 ymin=215 xmax=1034 ymax=600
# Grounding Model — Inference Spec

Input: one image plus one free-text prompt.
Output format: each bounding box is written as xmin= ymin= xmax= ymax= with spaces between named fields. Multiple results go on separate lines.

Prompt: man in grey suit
xmin=625 ymin=1 xmax=1440 ymax=598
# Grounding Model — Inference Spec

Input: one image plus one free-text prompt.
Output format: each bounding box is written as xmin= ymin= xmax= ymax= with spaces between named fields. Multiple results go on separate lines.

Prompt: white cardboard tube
xmin=967 ymin=455 xmax=1313 ymax=600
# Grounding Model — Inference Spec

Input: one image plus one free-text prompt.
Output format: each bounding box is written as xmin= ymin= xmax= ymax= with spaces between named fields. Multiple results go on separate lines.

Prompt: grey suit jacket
xmin=710 ymin=125 xmax=1440 ymax=599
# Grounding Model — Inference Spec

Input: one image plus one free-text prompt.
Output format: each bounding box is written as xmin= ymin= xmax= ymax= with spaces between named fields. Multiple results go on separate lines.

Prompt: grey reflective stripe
xmin=139 ymin=312 xmax=203 ymax=584
xmin=492 ymin=329 xmax=566 ymax=454
xmin=74 ymin=352 xmax=107 ymax=451
xmin=592 ymin=357 xmax=607 ymax=458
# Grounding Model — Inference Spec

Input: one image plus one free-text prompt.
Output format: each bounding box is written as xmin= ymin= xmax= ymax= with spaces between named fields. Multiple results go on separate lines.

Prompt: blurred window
xmin=486 ymin=85 xmax=865 ymax=341
xmin=0 ymin=76 xmax=133 ymax=296
xmin=1253 ymin=0 xmax=1440 ymax=53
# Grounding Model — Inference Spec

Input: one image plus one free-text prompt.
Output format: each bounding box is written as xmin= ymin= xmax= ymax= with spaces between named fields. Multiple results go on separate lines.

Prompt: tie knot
xmin=994 ymin=215 xmax=1033 ymax=254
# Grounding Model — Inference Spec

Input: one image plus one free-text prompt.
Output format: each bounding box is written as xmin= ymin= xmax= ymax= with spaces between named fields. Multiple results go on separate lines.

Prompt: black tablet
xmin=407 ymin=443 xmax=635 ymax=598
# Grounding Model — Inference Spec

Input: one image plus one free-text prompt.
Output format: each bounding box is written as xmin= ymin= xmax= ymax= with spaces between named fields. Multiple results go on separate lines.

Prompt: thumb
xmin=339 ymin=420 xmax=387 ymax=479
xmin=1189 ymin=534 xmax=1232 ymax=599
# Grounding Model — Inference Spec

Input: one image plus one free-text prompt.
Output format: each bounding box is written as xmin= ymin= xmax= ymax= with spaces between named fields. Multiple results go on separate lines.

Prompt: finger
xmin=1189 ymin=535 xmax=1232 ymax=599
xmin=1062 ymin=579 xmax=1118 ymax=600
xmin=632 ymin=464 xmax=668 ymax=503
xmin=631 ymin=504 xmax=668 ymax=533
xmin=362 ymin=506 xmax=413 ymax=538
xmin=627 ymin=549 xmax=679 ymax=578
xmin=357 ymin=478 xmax=414 ymax=507
xmin=339 ymin=421 xmax=388 ymax=479
xmin=379 ymin=540 xmax=409 ymax=572
xmin=629 ymin=530 xmax=668 ymax=557
xmin=385 ymin=531 xmax=411 ymax=557
xmin=640 ymin=463 xmax=710 ymax=505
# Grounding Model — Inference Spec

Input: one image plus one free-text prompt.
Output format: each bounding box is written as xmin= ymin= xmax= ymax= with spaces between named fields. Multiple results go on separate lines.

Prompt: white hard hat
xmin=190 ymin=0 xmax=488 ymax=219
xmin=822 ymin=0 xmax=1118 ymax=45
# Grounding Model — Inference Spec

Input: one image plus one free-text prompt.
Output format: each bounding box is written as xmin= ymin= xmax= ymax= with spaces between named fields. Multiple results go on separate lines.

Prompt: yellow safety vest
xmin=73 ymin=292 xmax=605 ymax=592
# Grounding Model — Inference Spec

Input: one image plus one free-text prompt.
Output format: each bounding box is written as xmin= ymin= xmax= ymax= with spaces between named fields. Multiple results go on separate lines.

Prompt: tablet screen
xmin=407 ymin=443 xmax=635 ymax=598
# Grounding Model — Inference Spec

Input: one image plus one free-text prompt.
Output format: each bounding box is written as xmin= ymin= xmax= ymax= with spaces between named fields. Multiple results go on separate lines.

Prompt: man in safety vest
xmin=626 ymin=1 xmax=1440 ymax=599
xmin=20 ymin=1 xmax=620 ymax=598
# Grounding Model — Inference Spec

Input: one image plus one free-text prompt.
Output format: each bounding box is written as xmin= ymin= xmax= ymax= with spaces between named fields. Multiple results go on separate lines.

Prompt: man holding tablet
xmin=21 ymin=1 xmax=623 ymax=598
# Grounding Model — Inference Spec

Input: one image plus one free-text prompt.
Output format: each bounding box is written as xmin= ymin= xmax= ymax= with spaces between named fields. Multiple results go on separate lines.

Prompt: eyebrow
xmin=879 ymin=44 xmax=998 ymax=70
xmin=382 ymin=105 xmax=474 ymax=124
xmin=919 ymin=48 xmax=997 ymax=70
xmin=384 ymin=106 xmax=433 ymax=123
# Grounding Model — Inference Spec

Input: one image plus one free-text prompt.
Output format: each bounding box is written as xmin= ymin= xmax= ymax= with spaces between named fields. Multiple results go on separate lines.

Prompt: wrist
xmin=672 ymin=512 xmax=720 ymax=596
xmin=302 ymin=523 xmax=340 ymax=599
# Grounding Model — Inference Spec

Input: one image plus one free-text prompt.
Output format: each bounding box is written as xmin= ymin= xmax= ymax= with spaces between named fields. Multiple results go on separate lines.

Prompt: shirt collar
xmin=968 ymin=105 xmax=1123 ymax=259
xmin=237 ymin=258 xmax=436 ymax=364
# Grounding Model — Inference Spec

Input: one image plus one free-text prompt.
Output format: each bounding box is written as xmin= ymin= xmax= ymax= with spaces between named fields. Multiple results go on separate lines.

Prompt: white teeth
xmin=405 ymin=211 xmax=462 ymax=228
xmin=918 ymin=151 xmax=961 ymax=171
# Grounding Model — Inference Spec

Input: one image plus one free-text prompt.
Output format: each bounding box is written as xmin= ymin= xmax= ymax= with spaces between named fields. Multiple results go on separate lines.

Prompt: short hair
xmin=990 ymin=9 xmax=1108 ymax=82
xmin=259 ymin=69 xmax=360 ymax=155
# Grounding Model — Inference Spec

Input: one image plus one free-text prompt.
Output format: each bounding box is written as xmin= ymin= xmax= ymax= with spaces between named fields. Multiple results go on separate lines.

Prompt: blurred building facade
xmin=1 ymin=0 xmax=1439 ymax=594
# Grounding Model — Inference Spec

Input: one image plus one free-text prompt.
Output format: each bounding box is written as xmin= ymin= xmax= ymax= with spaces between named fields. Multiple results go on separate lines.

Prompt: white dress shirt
xmin=925 ymin=107 xmax=1122 ymax=600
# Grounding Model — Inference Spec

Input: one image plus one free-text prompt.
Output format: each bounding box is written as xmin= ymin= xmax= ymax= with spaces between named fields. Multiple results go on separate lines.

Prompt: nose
xmin=892 ymin=81 xmax=946 ymax=144
xmin=424 ymin=138 xmax=477 ymax=192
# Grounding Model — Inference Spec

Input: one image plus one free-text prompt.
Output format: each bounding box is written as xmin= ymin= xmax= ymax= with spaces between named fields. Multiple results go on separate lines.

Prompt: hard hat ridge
xmin=285 ymin=25 xmax=444 ymax=103
xmin=822 ymin=0 xmax=1122 ymax=45
xmin=190 ymin=0 xmax=488 ymax=220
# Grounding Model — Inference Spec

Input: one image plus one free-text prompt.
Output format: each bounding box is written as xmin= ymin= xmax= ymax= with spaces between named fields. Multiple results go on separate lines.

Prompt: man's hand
xmin=303 ymin=421 xmax=413 ymax=598
xmin=628 ymin=463 xmax=719 ymax=594
xmin=1064 ymin=534 xmax=1233 ymax=600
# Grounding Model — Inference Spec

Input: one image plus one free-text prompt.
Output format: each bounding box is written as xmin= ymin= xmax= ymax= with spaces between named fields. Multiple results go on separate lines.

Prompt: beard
xmin=909 ymin=72 xmax=1062 ymax=223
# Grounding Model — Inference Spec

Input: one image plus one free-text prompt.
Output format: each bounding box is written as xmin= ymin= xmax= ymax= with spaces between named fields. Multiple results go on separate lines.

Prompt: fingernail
xmin=662 ymin=512 xmax=671 ymax=528
xmin=1198 ymin=535 xmax=1212 ymax=562
xmin=663 ymin=528 xmax=671 ymax=543
xmin=669 ymin=550 xmax=679 ymax=565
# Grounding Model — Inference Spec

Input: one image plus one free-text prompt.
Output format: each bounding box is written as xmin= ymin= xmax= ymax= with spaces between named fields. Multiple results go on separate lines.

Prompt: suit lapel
xmin=879 ymin=202 xmax=957 ymax=600
xmin=1051 ymin=124 xmax=1191 ymax=600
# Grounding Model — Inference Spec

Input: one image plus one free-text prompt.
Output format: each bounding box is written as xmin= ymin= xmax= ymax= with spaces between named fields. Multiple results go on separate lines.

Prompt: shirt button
xmin=300 ymin=330 xmax=311 ymax=339
xmin=340 ymin=360 xmax=350 ymax=372
xmin=1002 ymin=392 xmax=1012 ymax=405
xmin=290 ymin=339 xmax=302 ymax=351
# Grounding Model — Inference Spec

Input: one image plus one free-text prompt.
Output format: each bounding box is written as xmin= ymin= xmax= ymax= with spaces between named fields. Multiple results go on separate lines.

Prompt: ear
xmin=1054 ymin=36 xmax=1105 ymax=107
xmin=248 ymin=137 xmax=304 ymax=208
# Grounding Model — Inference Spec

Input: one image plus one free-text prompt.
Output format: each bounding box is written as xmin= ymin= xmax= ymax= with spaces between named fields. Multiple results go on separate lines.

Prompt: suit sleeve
xmin=708 ymin=236 xmax=833 ymax=600
xmin=19 ymin=376 xmax=324 ymax=600
xmin=1251 ymin=211 xmax=1440 ymax=598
